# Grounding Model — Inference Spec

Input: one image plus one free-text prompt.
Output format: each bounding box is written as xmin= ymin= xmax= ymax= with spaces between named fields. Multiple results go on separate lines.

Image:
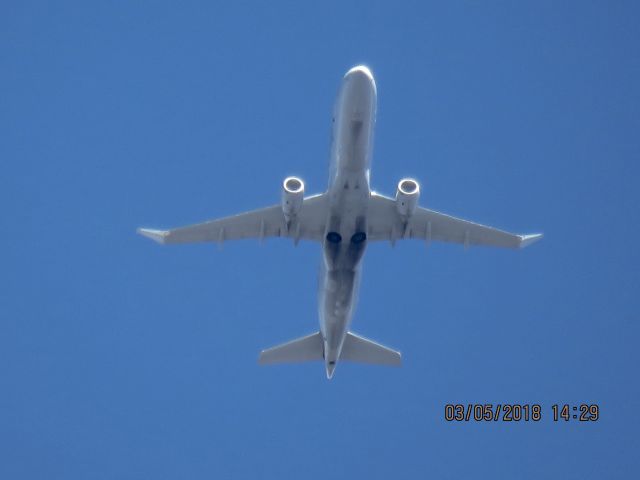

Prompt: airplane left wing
xmin=138 ymin=193 xmax=328 ymax=244
xmin=367 ymin=192 xmax=542 ymax=249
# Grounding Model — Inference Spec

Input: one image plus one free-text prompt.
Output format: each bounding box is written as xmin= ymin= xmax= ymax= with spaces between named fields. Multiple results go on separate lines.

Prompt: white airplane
xmin=138 ymin=65 xmax=542 ymax=379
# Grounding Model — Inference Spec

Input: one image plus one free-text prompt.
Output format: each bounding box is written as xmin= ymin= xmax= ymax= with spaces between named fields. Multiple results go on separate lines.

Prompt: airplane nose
xmin=344 ymin=65 xmax=374 ymax=81
xmin=342 ymin=65 xmax=377 ymax=100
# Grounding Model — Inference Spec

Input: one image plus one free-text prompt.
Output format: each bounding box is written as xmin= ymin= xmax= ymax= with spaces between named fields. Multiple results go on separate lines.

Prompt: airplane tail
xmin=258 ymin=331 xmax=401 ymax=366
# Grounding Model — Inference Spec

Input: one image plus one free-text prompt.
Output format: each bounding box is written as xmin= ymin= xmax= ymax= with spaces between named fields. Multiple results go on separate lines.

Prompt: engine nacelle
xmin=395 ymin=178 xmax=420 ymax=217
xmin=281 ymin=176 xmax=305 ymax=221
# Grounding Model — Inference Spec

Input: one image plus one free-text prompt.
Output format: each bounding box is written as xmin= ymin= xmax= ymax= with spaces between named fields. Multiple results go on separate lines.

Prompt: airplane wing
xmin=138 ymin=193 xmax=328 ymax=244
xmin=367 ymin=192 xmax=542 ymax=249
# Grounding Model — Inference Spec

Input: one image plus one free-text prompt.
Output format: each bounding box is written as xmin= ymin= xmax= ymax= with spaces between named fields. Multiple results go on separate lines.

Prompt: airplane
xmin=138 ymin=65 xmax=542 ymax=379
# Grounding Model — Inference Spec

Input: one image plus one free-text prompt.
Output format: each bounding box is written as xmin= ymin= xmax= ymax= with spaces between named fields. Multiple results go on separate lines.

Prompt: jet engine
xmin=282 ymin=176 xmax=305 ymax=221
xmin=395 ymin=178 xmax=420 ymax=217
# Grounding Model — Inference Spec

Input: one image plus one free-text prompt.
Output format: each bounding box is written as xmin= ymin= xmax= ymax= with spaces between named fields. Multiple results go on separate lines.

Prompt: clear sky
xmin=2 ymin=1 xmax=639 ymax=478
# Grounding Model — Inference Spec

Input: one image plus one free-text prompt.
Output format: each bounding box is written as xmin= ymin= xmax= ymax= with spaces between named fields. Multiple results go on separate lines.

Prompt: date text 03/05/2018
xmin=444 ymin=404 xmax=600 ymax=422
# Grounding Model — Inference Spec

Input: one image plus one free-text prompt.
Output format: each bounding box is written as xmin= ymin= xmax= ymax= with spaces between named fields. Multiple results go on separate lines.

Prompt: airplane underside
xmin=138 ymin=65 xmax=542 ymax=379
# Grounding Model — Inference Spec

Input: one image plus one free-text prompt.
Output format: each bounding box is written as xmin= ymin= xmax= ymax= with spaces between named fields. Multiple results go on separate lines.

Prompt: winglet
xmin=137 ymin=228 xmax=169 ymax=244
xmin=519 ymin=233 xmax=543 ymax=249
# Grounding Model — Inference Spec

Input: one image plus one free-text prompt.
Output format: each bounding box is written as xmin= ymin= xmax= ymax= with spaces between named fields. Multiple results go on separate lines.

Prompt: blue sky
xmin=2 ymin=1 xmax=639 ymax=478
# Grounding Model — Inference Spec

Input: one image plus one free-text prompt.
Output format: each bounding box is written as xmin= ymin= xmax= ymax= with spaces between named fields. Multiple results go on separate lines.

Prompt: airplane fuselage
xmin=319 ymin=66 xmax=377 ymax=378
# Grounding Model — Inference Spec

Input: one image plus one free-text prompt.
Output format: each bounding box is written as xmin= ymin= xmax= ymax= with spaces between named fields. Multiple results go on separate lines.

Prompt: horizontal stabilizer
xmin=258 ymin=332 xmax=323 ymax=365
xmin=340 ymin=332 xmax=401 ymax=366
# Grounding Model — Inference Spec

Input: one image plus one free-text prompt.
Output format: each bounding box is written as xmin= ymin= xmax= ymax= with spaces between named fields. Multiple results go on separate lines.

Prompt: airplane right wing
xmin=138 ymin=193 xmax=329 ymax=245
xmin=367 ymin=192 xmax=542 ymax=249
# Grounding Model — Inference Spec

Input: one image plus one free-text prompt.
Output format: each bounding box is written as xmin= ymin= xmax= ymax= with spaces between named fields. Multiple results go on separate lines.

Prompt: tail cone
xmin=325 ymin=361 xmax=336 ymax=379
